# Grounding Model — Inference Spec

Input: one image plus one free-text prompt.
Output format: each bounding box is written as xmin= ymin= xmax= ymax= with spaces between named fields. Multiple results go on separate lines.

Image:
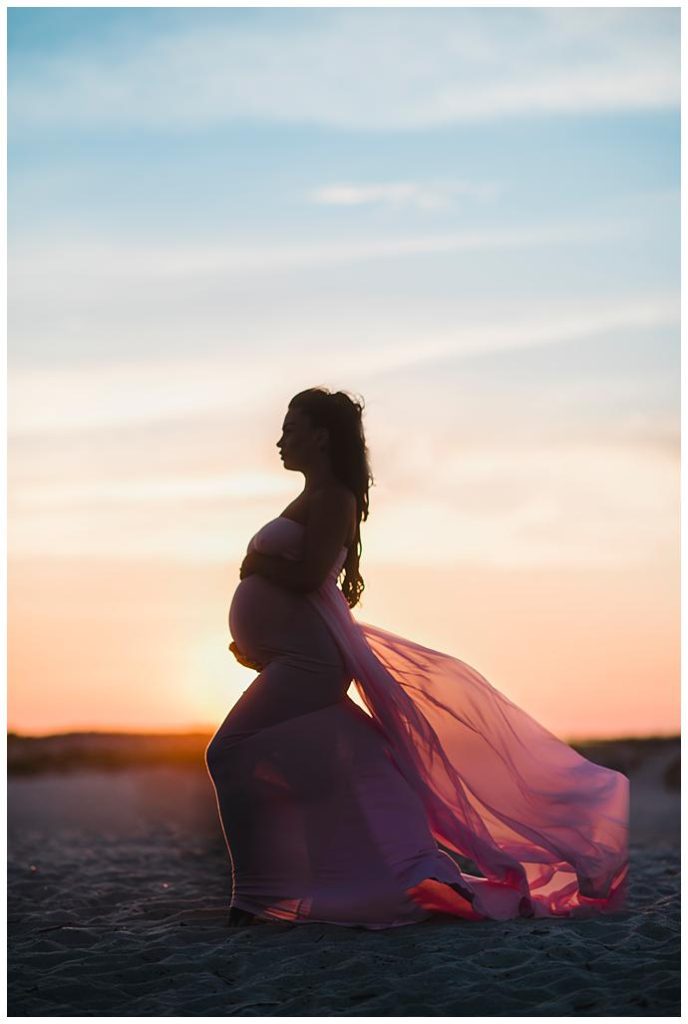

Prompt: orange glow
xmin=7 ymin=545 xmax=679 ymax=740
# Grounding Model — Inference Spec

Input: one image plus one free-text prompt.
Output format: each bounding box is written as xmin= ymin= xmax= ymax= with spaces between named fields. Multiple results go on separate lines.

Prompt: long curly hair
xmin=288 ymin=387 xmax=374 ymax=609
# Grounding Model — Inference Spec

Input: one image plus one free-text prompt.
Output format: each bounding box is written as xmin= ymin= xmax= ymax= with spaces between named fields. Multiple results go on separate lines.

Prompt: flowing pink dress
xmin=205 ymin=516 xmax=628 ymax=928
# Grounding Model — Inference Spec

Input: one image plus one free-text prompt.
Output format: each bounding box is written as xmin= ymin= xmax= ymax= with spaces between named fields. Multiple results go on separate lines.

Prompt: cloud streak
xmin=310 ymin=180 xmax=502 ymax=210
xmin=8 ymin=216 xmax=640 ymax=286
xmin=8 ymin=440 xmax=678 ymax=570
xmin=9 ymin=8 xmax=679 ymax=135
xmin=8 ymin=291 xmax=678 ymax=436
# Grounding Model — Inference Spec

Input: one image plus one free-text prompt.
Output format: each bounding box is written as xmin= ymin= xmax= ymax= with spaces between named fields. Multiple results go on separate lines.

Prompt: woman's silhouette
xmin=205 ymin=387 xmax=628 ymax=929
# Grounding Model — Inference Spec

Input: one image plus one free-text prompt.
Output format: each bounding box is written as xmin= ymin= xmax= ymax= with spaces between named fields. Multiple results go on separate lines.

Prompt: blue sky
xmin=8 ymin=8 xmax=679 ymax=369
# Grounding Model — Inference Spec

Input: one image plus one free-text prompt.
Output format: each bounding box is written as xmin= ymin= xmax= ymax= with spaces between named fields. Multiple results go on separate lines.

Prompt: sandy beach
xmin=8 ymin=733 xmax=680 ymax=1016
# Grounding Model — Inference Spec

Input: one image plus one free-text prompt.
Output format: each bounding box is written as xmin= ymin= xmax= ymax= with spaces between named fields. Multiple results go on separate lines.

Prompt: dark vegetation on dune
xmin=569 ymin=736 xmax=681 ymax=791
xmin=6 ymin=730 xmax=681 ymax=786
xmin=7 ymin=731 xmax=212 ymax=774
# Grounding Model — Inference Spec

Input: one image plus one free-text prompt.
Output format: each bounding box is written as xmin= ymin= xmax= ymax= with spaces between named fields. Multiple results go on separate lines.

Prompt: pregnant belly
xmin=228 ymin=575 xmax=301 ymax=665
xmin=228 ymin=575 xmax=346 ymax=672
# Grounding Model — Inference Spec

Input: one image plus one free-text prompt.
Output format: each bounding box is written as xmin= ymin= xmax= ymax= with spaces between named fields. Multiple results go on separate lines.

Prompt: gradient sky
xmin=7 ymin=7 xmax=680 ymax=740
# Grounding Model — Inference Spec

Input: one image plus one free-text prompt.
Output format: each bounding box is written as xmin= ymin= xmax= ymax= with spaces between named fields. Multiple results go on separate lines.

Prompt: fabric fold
xmin=306 ymin=581 xmax=629 ymax=919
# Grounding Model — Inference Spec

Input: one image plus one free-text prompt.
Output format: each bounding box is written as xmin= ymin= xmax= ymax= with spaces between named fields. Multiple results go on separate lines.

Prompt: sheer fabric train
xmin=205 ymin=516 xmax=628 ymax=928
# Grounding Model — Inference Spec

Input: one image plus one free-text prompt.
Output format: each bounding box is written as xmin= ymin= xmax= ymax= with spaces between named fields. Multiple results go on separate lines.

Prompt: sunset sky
xmin=8 ymin=7 xmax=679 ymax=740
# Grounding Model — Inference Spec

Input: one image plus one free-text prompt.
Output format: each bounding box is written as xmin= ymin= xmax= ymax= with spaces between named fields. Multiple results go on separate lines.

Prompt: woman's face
xmin=276 ymin=407 xmax=326 ymax=469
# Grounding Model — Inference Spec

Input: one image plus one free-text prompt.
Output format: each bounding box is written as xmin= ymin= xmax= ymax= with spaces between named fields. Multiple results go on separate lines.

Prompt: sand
xmin=8 ymin=735 xmax=680 ymax=1016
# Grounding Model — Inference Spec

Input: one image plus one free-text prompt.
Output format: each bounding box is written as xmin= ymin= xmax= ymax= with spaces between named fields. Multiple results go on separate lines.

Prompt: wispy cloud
xmin=8 ymin=291 xmax=678 ymax=436
xmin=310 ymin=180 xmax=501 ymax=211
xmin=11 ymin=473 xmax=288 ymax=508
xmin=366 ymin=442 xmax=678 ymax=570
xmin=9 ymin=8 xmax=678 ymax=135
xmin=8 ymin=216 xmax=638 ymax=287
xmin=8 ymin=440 xmax=678 ymax=569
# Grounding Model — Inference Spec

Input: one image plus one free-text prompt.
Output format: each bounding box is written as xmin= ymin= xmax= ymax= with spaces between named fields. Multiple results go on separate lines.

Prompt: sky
xmin=7 ymin=6 xmax=680 ymax=740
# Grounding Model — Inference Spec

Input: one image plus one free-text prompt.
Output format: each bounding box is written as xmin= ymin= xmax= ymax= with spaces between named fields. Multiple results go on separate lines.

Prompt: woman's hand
xmin=228 ymin=641 xmax=264 ymax=673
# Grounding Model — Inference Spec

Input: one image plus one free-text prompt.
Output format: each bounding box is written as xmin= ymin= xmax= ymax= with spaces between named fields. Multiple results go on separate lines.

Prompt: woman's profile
xmin=205 ymin=386 xmax=628 ymax=928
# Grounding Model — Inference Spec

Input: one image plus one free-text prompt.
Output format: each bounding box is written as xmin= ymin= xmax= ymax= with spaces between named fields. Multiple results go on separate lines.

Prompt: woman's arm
xmin=300 ymin=488 xmax=355 ymax=589
xmin=240 ymin=551 xmax=309 ymax=593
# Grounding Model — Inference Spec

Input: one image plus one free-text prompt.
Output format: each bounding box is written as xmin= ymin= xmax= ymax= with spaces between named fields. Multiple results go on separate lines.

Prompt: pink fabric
xmin=206 ymin=516 xmax=628 ymax=928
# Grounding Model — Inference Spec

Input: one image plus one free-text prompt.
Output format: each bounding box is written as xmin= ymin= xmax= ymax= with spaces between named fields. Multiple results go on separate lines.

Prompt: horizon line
xmin=7 ymin=727 xmax=681 ymax=746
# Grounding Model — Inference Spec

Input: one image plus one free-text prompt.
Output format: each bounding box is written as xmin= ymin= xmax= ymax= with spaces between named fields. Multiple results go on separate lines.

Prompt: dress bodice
xmin=247 ymin=516 xmax=348 ymax=582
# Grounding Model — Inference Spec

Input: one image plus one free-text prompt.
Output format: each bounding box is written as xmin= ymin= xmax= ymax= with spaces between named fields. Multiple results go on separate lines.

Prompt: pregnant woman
xmin=205 ymin=387 xmax=628 ymax=929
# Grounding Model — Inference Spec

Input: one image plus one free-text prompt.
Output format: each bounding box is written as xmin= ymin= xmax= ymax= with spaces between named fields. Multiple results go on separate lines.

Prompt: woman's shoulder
xmin=283 ymin=483 xmax=357 ymax=523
